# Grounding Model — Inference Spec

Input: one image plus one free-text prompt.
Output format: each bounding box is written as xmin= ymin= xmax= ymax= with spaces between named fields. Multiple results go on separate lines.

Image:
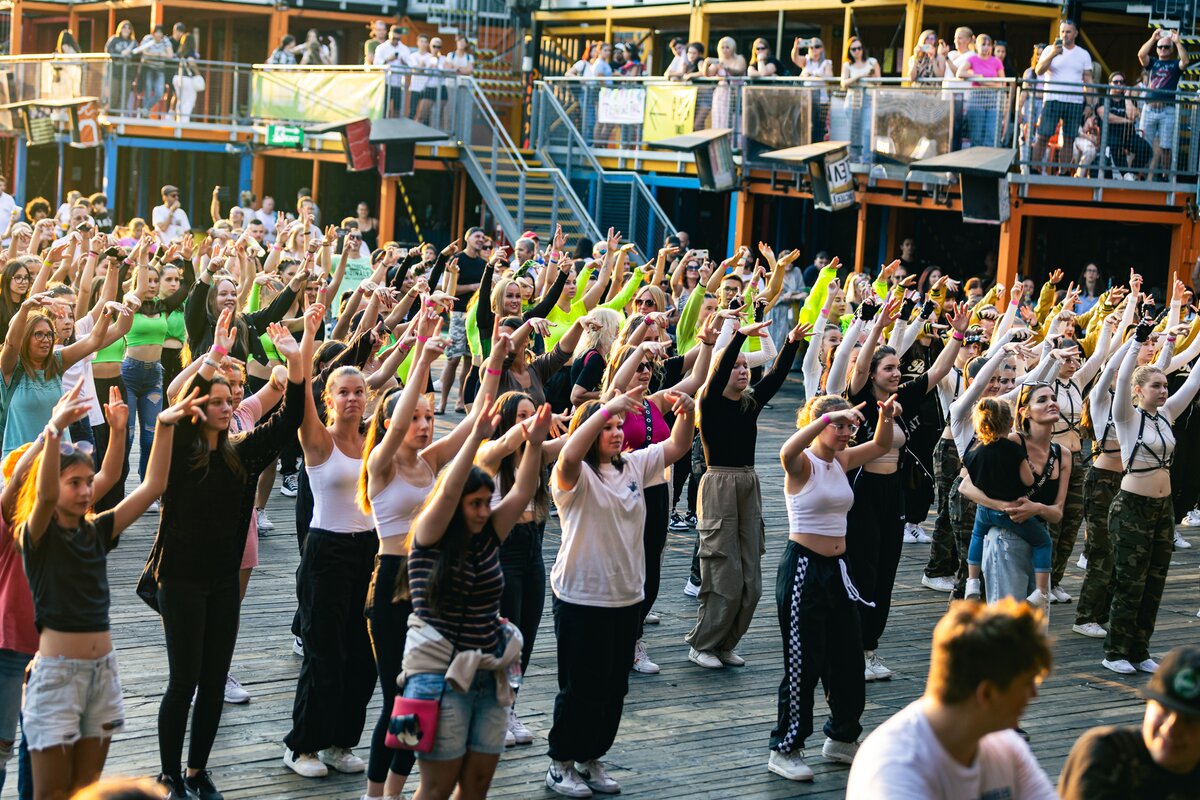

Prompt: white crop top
xmin=308 ymin=444 xmax=374 ymax=533
xmin=370 ymin=458 xmax=435 ymax=539
xmin=786 ymin=451 xmax=855 ymax=536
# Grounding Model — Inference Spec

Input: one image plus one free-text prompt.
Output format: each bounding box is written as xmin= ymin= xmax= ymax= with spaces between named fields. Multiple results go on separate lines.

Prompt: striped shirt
xmin=408 ymin=525 xmax=504 ymax=653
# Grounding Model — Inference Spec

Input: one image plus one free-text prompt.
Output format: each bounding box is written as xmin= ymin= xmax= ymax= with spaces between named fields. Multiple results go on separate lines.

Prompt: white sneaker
xmin=223 ymin=673 xmax=250 ymax=704
xmin=1174 ymin=531 xmax=1192 ymax=549
xmin=508 ymin=708 xmax=533 ymax=744
xmin=822 ymin=737 xmax=859 ymax=764
xmin=280 ymin=473 xmax=299 ymax=497
xmin=865 ymin=651 xmax=892 ymax=681
xmin=575 ymin=760 xmax=620 ymax=794
xmin=1102 ymin=658 xmax=1137 ymax=675
xmin=683 ymin=579 xmax=701 ymax=597
xmin=256 ymin=508 xmax=275 ymax=532
xmin=668 ymin=512 xmax=690 ymax=532
xmin=902 ymin=524 xmax=919 ymax=544
xmin=1026 ymin=589 xmax=1049 ymax=609
xmin=921 ymin=575 xmax=956 ymax=593
xmin=1182 ymin=509 xmax=1200 ymax=527
xmin=632 ymin=640 xmax=660 ymax=674
xmin=145 ymin=500 xmax=160 ymax=516
xmin=292 ymin=636 xmax=304 ymax=656
xmin=717 ymin=649 xmax=745 ymax=667
xmin=1049 ymin=585 xmax=1072 ymax=604
xmin=546 ymin=760 xmax=593 ymax=797
xmin=965 ymin=578 xmax=982 ymax=599
xmin=643 ymin=611 xmax=660 ymax=625
xmin=688 ymin=647 xmax=723 ymax=669
xmin=1077 ymin=553 xmax=1088 ymax=569
xmin=319 ymin=746 xmax=365 ymax=773
xmin=1072 ymin=622 xmax=1107 ymax=638
xmin=504 ymin=727 xmax=516 ymax=747
xmin=283 ymin=748 xmax=328 ymax=778
xmin=767 ymin=749 xmax=814 ymax=782
xmin=914 ymin=528 xmax=933 ymax=544
xmin=1135 ymin=658 xmax=1160 ymax=673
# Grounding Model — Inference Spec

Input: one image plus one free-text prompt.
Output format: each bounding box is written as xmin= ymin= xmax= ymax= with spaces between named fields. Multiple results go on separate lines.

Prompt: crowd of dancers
xmin=0 ymin=202 xmax=1197 ymax=800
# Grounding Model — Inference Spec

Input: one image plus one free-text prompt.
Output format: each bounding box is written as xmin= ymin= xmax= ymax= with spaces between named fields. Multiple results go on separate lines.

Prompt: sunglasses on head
xmin=59 ymin=439 xmax=95 ymax=458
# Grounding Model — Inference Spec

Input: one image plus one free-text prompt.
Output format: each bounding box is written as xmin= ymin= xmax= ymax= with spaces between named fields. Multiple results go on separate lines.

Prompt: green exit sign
xmin=267 ymin=124 xmax=304 ymax=148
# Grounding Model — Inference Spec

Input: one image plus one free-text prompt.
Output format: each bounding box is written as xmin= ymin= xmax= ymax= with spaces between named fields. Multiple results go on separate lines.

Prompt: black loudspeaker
xmin=960 ymin=173 xmax=1010 ymax=225
xmin=908 ymin=146 xmax=1014 ymax=225
xmin=379 ymin=142 xmax=415 ymax=177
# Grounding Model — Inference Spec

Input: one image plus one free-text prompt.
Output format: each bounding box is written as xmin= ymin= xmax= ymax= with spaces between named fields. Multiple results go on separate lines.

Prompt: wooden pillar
xmin=250 ymin=154 xmax=266 ymax=205
xmin=996 ymin=191 xmax=1022 ymax=291
xmin=379 ymin=177 xmax=397 ymax=244
xmin=310 ymin=159 xmax=321 ymax=205
xmin=841 ymin=4 xmax=853 ymax=61
xmin=268 ymin=9 xmax=289 ymax=48
xmin=150 ymin=0 xmax=165 ymax=28
xmin=688 ymin=1 xmax=709 ymax=53
xmin=853 ymin=198 xmax=869 ymax=273
xmin=731 ymin=190 xmax=754 ymax=252
xmin=902 ymin=0 xmax=924 ymax=67
xmin=603 ymin=12 xmax=613 ymax=44
xmin=68 ymin=7 xmax=80 ymax=38
xmin=10 ymin=0 xmax=23 ymax=56
xmin=1170 ymin=221 xmax=1185 ymax=285
xmin=108 ymin=8 xmax=116 ymax=42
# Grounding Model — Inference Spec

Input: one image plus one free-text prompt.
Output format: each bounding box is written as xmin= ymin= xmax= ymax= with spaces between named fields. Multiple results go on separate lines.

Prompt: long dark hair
xmin=0 ymin=258 xmax=32 ymax=320
xmin=179 ymin=374 xmax=246 ymax=480
xmin=491 ymin=391 xmax=549 ymax=520
xmin=569 ymin=400 xmax=625 ymax=472
xmin=412 ymin=465 xmax=496 ymax=619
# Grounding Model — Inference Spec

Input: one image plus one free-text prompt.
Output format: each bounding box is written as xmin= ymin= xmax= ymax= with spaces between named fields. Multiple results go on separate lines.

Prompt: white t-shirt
xmin=944 ymin=49 xmax=970 ymax=87
xmin=0 ymin=192 xmax=18 ymax=242
xmin=374 ymin=40 xmax=412 ymax=86
xmin=60 ymin=314 xmax=104 ymax=426
xmin=1043 ymin=45 xmax=1093 ymax=104
xmin=846 ymin=701 xmax=1058 ymax=800
xmin=406 ymin=50 xmax=434 ymax=92
xmin=550 ymin=443 xmax=666 ymax=607
xmin=151 ymin=204 xmax=191 ymax=244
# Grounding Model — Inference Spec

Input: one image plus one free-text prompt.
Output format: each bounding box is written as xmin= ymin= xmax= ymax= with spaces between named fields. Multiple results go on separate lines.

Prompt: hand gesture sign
xmin=160 ymin=386 xmax=209 ymax=426
xmin=102 ymin=385 xmax=129 ymax=430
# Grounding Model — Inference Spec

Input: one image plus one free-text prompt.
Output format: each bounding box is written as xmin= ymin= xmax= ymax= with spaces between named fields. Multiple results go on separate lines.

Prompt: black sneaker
xmin=280 ymin=473 xmax=299 ymax=497
xmin=157 ymin=773 xmax=196 ymax=800
xmin=668 ymin=512 xmax=689 ymax=532
xmin=184 ymin=770 xmax=225 ymax=800
xmin=686 ymin=511 xmax=698 ymax=527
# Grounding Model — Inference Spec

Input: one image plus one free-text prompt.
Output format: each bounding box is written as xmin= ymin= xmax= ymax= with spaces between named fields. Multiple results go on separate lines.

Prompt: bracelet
xmin=416 ymin=335 xmax=430 ymax=342
xmin=820 ymin=308 xmax=830 ymax=316
xmin=1010 ymin=299 xmax=1019 ymax=307
xmin=485 ymin=367 xmax=502 ymax=376
xmin=124 ymin=258 xmax=135 ymax=266
xmin=88 ymin=251 xmax=101 ymax=257
xmin=1167 ymin=335 xmax=1178 ymax=342
xmin=821 ymin=413 xmax=831 ymax=425
xmin=952 ymin=330 xmax=965 ymax=341
xmin=211 ymin=345 xmax=228 ymax=358
xmin=203 ymin=357 xmax=221 ymax=370
xmin=271 ymin=244 xmax=283 ymax=251
xmin=43 ymin=423 xmax=61 ymax=438
xmin=599 ymin=407 xmax=612 ymax=420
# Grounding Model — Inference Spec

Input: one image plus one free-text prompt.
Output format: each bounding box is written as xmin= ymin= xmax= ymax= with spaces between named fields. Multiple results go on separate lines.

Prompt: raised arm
xmin=18 ymin=382 xmax=91 ymax=548
xmin=848 ymin=299 xmax=894 ymax=396
xmin=411 ymin=400 xmax=499 ymax=547
xmin=557 ymin=389 xmax=643 ymax=490
xmin=490 ymin=404 xmax=553 ymax=540
xmin=368 ymin=311 xmax=443 ymax=478
xmin=1164 ymin=348 xmax=1200 ymax=419
xmin=1113 ymin=323 xmax=1148 ymax=424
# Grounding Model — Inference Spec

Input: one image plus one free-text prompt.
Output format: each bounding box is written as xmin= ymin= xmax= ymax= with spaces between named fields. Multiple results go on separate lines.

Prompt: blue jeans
xmin=0 ymin=649 xmax=33 ymax=796
xmin=121 ymin=357 xmax=163 ymax=481
xmin=967 ymin=98 xmax=999 ymax=147
xmin=968 ymin=506 xmax=1051 ymax=573
xmin=141 ymin=69 xmax=166 ymax=113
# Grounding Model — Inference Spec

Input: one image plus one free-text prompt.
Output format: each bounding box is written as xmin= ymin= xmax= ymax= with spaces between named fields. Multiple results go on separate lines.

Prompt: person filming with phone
xmin=1032 ymin=19 xmax=1093 ymax=173
xmin=1137 ymin=28 xmax=1189 ymax=181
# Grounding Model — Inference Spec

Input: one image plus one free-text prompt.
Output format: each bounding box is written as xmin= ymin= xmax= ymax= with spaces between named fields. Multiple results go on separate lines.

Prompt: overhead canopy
xmin=760 ymin=141 xmax=852 ymax=164
xmin=368 ymin=117 xmax=448 ymax=144
xmin=303 ymin=117 xmax=369 ymax=136
xmin=908 ymin=146 xmax=1014 ymax=177
xmin=0 ymin=96 xmax=100 ymax=110
xmin=647 ymin=128 xmax=731 ymax=152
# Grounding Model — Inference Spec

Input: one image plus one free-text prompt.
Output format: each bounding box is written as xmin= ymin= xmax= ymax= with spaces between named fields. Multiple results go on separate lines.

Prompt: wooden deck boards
xmin=9 ymin=375 xmax=1199 ymax=799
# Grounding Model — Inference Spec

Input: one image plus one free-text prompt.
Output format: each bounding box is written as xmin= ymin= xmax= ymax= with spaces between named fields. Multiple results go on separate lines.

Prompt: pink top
xmin=965 ymin=54 xmax=1004 ymax=80
xmin=621 ymin=400 xmax=671 ymax=452
xmin=0 ymin=515 xmax=39 ymax=654
xmin=231 ymin=394 xmax=265 ymax=540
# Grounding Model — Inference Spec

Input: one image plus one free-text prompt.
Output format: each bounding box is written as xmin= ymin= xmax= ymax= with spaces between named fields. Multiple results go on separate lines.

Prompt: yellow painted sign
xmin=642 ymin=84 xmax=696 ymax=142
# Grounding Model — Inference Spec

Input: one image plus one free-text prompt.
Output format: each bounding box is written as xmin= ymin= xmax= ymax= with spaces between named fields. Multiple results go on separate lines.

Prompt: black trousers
xmin=770 ymin=542 xmax=864 ymax=754
xmin=92 ymin=374 xmax=129 ymax=513
xmin=156 ymin=574 xmax=241 ymax=775
xmin=161 ymin=347 xmax=184 ymax=398
xmin=365 ymin=554 xmax=416 ymax=783
xmin=904 ymin=423 xmax=937 ymax=525
xmin=1171 ymin=405 xmax=1200 ymax=514
xmin=285 ymin=528 xmax=379 ymax=755
xmin=845 ymin=470 xmax=903 ymax=652
xmin=638 ymin=484 xmax=670 ymax=638
xmin=499 ymin=520 xmax=546 ymax=677
xmin=547 ymin=598 xmax=640 ymax=764
xmin=671 ymin=445 xmax=696 ymax=514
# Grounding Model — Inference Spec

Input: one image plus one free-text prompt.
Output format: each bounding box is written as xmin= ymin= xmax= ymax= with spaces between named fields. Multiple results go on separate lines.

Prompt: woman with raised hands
xmin=768 ymin=393 xmax=896 ymax=782
xmin=545 ymin=386 xmax=696 ymax=797
xmin=684 ymin=318 xmax=806 ymax=671
xmin=16 ymin=379 xmax=192 ymax=800
xmin=1101 ymin=316 xmax=1200 ymax=675
xmin=844 ymin=295 xmax=968 ymax=682
xmin=148 ymin=300 xmax=310 ymax=800
xmin=400 ymin=395 xmax=551 ymax=800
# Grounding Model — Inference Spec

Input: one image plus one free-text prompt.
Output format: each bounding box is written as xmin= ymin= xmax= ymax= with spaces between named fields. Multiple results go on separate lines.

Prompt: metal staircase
xmin=424 ymin=0 xmax=525 ymax=111
xmin=531 ymin=81 xmax=676 ymax=260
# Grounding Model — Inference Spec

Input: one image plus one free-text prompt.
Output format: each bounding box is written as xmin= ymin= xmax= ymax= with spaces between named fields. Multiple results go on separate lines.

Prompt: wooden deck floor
xmin=11 ymin=375 xmax=1200 ymax=799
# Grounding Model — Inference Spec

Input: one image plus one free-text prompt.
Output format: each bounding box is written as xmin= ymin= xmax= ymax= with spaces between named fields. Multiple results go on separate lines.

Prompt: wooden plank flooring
xmin=9 ymin=374 xmax=1200 ymax=799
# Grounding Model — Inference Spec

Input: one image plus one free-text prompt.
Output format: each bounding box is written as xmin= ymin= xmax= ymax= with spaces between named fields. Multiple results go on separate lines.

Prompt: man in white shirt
xmin=151 ymin=184 xmax=191 ymax=244
xmin=1033 ymin=19 xmax=1093 ymax=171
xmin=0 ymin=176 xmax=19 ymax=245
xmin=258 ymin=195 xmax=277 ymax=243
xmin=374 ymin=25 xmax=412 ymax=116
xmin=846 ymin=599 xmax=1057 ymax=800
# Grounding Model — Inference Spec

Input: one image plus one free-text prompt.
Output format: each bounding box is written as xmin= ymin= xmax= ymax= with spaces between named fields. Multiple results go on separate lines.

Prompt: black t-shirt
xmin=755 ymin=56 xmax=785 ymax=77
xmin=964 ymin=438 xmax=1029 ymax=502
xmin=20 ymin=510 xmax=118 ymax=633
xmin=850 ymin=372 xmax=930 ymax=444
xmin=570 ymin=348 xmax=606 ymax=394
xmin=92 ymin=212 xmax=115 ymax=234
xmin=1059 ymin=725 xmax=1200 ymax=800
xmin=453 ymin=253 xmax=488 ymax=312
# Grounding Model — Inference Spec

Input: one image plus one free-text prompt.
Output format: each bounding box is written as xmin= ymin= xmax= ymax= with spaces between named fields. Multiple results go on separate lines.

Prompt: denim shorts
xmin=1141 ymin=104 xmax=1177 ymax=149
xmin=22 ymin=652 xmax=124 ymax=751
xmin=402 ymin=671 xmax=506 ymax=760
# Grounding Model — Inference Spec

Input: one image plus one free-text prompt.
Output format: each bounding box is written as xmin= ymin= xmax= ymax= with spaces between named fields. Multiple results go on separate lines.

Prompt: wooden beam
xmin=310 ymin=158 xmax=320 ymax=204
xmin=996 ymin=193 xmax=1022 ymax=290
xmin=150 ymin=0 xmax=164 ymax=27
xmin=162 ymin=0 xmax=274 ymax=14
xmin=10 ymin=0 xmax=22 ymax=56
xmin=1077 ymin=28 xmax=1110 ymax=77
xmin=902 ymin=0 xmax=923 ymax=69
xmin=924 ymin=0 xmax=1059 ymax=18
xmin=378 ymin=177 xmax=396 ymax=244
xmin=842 ymin=4 xmax=853 ymax=62
xmin=688 ymin=2 xmax=709 ymax=53
xmin=250 ymin=153 xmax=265 ymax=203
xmin=1016 ymin=203 xmax=1183 ymax=225
xmin=536 ymin=4 xmax=691 ymax=22
xmin=854 ymin=200 xmax=869 ymax=274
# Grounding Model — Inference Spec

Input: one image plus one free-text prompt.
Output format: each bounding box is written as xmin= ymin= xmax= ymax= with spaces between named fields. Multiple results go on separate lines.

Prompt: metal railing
xmin=455 ymin=76 xmax=603 ymax=249
xmin=532 ymin=80 xmax=674 ymax=259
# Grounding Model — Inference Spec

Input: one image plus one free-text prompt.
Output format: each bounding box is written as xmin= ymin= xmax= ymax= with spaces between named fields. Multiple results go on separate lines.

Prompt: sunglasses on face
xmin=828 ymin=422 xmax=859 ymax=434
xmin=755 ymin=46 xmax=767 ymax=51
xmin=635 ymin=361 xmax=653 ymax=373
xmin=850 ymin=46 xmax=862 ymax=52
xmin=637 ymin=298 xmax=656 ymax=307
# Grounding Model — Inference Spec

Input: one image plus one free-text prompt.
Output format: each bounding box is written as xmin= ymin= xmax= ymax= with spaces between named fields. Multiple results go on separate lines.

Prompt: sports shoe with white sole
xmin=546 ymin=760 xmax=593 ymax=797
xmin=508 ymin=708 xmax=533 ymax=744
xmin=767 ymin=749 xmax=814 ymax=782
xmin=320 ymin=746 xmax=365 ymax=773
xmin=1049 ymin=585 xmax=1072 ymax=604
xmin=256 ymin=508 xmax=274 ymax=533
xmin=668 ymin=512 xmax=689 ymax=532
xmin=717 ymin=649 xmax=745 ymax=667
xmin=632 ymin=640 xmax=660 ymax=674
xmin=1174 ymin=531 xmax=1192 ymax=549
xmin=504 ymin=727 xmax=516 ymax=747
xmin=686 ymin=512 xmax=698 ymax=527
xmin=280 ymin=474 xmax=298 ymax=497
xmin=913 ymin=528 xmax=933 ymax=544
xmin=292 ymin=636 xmax=304 ymax=657
xmin=223 ymin=673 xmax=249 ymax=704
xmin=575 ymin=760 xmax=620 ymax=794
xmin=683 ymin=579 xmax=701 ymax=597
xmin=1072 ymin=622 xmax=1107 ymax=638
xmin=1077 ymin=553 xmax=1088 ymax=569
xmin=822 ymin=737 xmax=859 ymax=764
xmin=1183 ymin=509 xmax=1200 ymax=527
xmin=283 ymin=748 xmax=327 ymax=778
xmin=1026 ymin=589 xmax=1049 ymax=609
xmin=1135 ymin=658 xmax=1160 ymax=673
xmin=921 ymin=575 xmax=956 ymax=593
xmin=688 ymin=647 xmax=723 ymax=669
xmin=964 ymin=578 xmax=982 ymax=599
xmin=902 ymin=524 xmax=919 ymax=544
xmin=865 ymin=651 xmax=892 ymax=681
xmin=643 ymin=611 xmax=660 ymax=625
xmin=1102 ymin=658 xmax=1137 ymax=675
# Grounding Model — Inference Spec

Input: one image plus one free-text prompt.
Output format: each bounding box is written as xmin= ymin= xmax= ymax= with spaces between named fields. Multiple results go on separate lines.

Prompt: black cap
xmin=1142 ymin=645 xmax=1200 ymax=718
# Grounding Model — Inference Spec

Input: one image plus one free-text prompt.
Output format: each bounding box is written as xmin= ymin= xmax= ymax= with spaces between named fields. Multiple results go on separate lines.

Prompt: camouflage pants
xmin=948 ymin=473 xmax=977 ymax=599
xmin=1048 ymin=449 xmax=1085 ymax=587
xmin=1074 ymin=466 xmax=1121 ymax=627
xmin=925 ymin=437 xmax=961 ymax=579
xmin=1104 ymin=490 xmax=1174 ymax=663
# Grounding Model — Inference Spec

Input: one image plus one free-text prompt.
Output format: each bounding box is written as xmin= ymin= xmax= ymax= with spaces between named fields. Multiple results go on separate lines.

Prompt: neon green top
xmin=125 ymin=312 xmax=169 ymax=348
xmin=94 ymin=335 xmax=126 ymax=364
xmin=544 ymin=266 xmax=646 ymax=350
xmin=246 ymin=282 xmax=282 ymax=362
xmin=165 ymin=308 xmax=185 ymax=341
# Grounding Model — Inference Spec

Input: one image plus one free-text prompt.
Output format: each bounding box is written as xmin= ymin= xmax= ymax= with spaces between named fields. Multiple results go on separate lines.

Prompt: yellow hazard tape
xmin=396 ymin=176 xmax=422 ymax=242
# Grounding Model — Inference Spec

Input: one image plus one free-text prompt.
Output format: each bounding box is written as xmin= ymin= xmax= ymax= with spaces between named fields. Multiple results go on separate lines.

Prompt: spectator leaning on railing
xmin=364 ymin=19 xmax=388 ymax=66
xmin=268 ymin=35 xmax=298 ymax=66
xmin=1137 ymin=28 xmax=1189 ymax=182
xmin=748 ymin=38 xmax=783 ymax=78
xmin=1033 ymin=19 xmax=1093 ymax=173
xmin=908 ymin=29 xmax=948 ymax=82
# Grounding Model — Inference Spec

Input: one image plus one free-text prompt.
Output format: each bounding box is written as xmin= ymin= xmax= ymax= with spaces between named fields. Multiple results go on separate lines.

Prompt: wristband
xmin=44 ymin=422 xmax=61 ymax=438
xmin=211 ymin=345 xmax=228 ymax=358
xmin=88 ymin=251 xmax=101 ymax=257
xmin=271 ymin=244 xmax=283 ymax=252
xmin=600 ymin=407 xmax=612 ymax=421
xmin=203 ymin=357 xmax=221 ymax=370
xmin=821 ymin=413 xmax=831 ymax=425
xmin=1010 ymin=299 xmax=1019 ymax=307
xmin=820 ymin=308 xmax=830 ymax=316
xmin=124 ymin=257 xmax=136 ymax=266
xmin=485 ymin=367 xmax=502 ymax=376
xmin=952 ymin=330 xmax=965 ymax=341
xmin=1167 ymin=335 xmax=1178 ymax=342
xmin=416 ymin=335 xmax=430 ymax=342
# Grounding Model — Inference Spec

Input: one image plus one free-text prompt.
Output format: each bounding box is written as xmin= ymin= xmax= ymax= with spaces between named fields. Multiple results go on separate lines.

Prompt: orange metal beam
xmin=10 ymin=0 xmax=22 ymax=56
xmin=378 ymin=178 xmax=396 ymax=245
xmin=1014 ymin=202 xmax=1184 ymax=226
xmin=996 ymin=198 xmax=1022 ymax=291
xmin=853 ymin=201 xmax=868 ymax=274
